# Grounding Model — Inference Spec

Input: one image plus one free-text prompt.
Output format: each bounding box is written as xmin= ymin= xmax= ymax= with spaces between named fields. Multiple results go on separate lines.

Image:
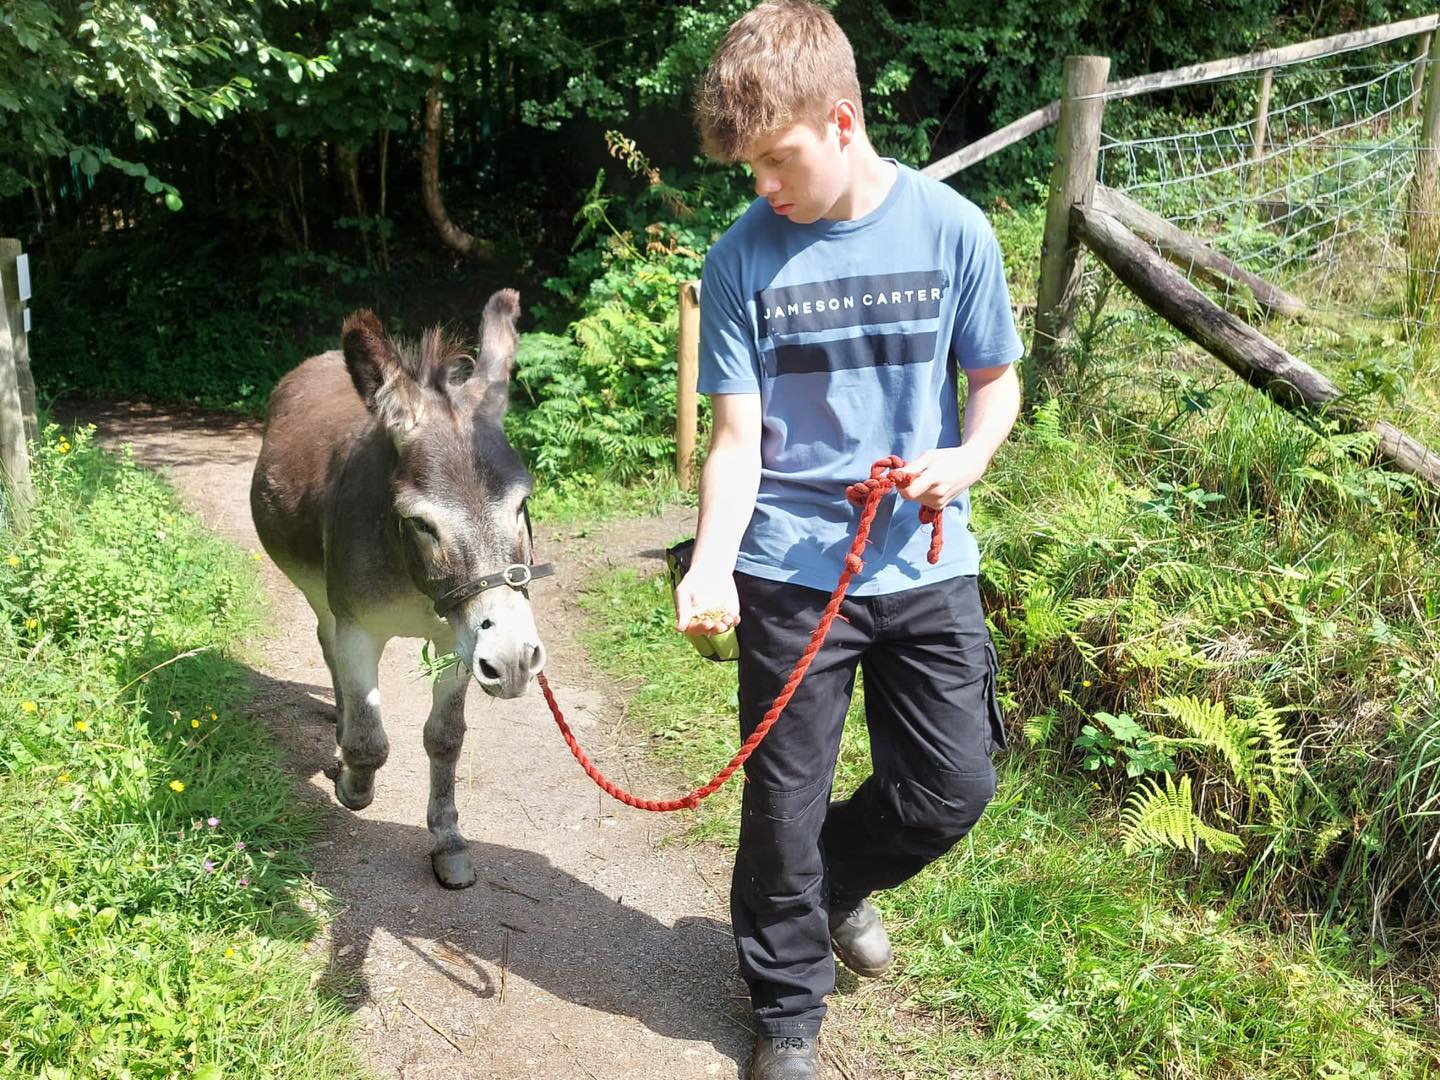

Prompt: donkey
xmin=250 ymin=290 xmax=548 ymax=888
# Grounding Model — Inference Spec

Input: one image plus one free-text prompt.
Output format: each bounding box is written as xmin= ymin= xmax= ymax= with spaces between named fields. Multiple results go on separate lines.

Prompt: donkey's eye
xmin=407 ymin=517 xmax=440 ymax=542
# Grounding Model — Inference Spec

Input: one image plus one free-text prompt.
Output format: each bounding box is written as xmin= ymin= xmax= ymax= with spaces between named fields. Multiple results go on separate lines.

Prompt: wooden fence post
xmin=1029 ymin=55 xmax=1111 ymax=408
xmin=0 ymin=239 xmax=33 ymax=519
xmin=0 ymin=240 xmax=36 ymax=441
xmin=1407 ymin=33 xmax=1440 ymax=322
xmin=1413 ymin=32 xmax=1433 ymax=119
xmin=676 ymin=279 xmax=701 ymax=490
xmin=1251 ymin=68 xmax=1274 ymax=168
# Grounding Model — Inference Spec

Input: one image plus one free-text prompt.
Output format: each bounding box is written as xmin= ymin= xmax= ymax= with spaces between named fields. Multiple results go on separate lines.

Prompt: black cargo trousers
xmin=730 ymin=571 xmax=1006 ymax=1038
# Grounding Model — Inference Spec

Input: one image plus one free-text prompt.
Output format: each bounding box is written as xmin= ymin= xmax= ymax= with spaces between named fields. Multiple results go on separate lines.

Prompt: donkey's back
xmin=251 ymin=350 xmax=369 ymax=582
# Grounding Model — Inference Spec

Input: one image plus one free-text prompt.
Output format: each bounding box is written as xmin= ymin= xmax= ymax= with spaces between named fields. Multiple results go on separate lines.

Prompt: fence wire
xmin=1094 ymin=46 xmax=1440 ymax=434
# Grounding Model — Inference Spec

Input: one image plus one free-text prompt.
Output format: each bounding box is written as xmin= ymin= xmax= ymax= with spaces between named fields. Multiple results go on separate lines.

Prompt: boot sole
xmin=831 ymin=940 xmax=892 ymax=979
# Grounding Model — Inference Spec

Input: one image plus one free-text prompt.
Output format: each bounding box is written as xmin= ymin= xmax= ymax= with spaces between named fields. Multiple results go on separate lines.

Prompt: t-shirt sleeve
xmin=950 ymin=211 xmax=1025 ymax=371
xmin=697 ymin=247 xmax=761 ymax=395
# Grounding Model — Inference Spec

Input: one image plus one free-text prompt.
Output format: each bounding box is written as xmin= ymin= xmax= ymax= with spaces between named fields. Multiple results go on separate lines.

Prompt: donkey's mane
xmin=393 ymin=326 xmax=474 ymax=395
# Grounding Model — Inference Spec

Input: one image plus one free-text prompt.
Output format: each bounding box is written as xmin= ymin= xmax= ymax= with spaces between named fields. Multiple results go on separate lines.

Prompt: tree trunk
xmin=422 ymin=81 xmax=493 ymax=260
xmin=336 ymin=142 xmax=373 ymax=267
xmin=377 ymin=128 xmax=391 ymax=272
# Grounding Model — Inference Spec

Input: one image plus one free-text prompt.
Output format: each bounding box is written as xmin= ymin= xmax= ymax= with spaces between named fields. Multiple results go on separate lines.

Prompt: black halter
xmin=433 ymin=562 xmax=554 ymax=617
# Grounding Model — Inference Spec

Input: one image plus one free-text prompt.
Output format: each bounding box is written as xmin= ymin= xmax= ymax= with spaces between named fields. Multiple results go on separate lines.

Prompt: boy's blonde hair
xmin=696 ymin=1 xmax=863 ymax=163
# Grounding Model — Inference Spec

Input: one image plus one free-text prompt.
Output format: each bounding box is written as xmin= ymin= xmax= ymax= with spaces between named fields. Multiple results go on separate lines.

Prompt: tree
xmin=0 ymin=0 xmax=330 ymax=199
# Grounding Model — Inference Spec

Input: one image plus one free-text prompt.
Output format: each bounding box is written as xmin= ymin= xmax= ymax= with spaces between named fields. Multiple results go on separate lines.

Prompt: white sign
xmin=15 ymin=253 xmax=29 ymax=302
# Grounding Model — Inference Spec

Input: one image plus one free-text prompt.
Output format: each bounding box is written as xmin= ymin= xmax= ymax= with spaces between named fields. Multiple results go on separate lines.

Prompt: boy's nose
xmin=754 ymin=175 xmax=782 ymax=197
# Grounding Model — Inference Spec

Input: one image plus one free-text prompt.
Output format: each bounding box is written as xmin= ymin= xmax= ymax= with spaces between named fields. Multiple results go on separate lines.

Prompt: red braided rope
xmin=538 ymin=456 xmax=945 ymax=813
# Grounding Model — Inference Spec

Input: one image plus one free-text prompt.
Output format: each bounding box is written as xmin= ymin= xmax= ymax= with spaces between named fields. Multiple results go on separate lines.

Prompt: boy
xmin=675 ymin=3 xmax=1023 ymax=1077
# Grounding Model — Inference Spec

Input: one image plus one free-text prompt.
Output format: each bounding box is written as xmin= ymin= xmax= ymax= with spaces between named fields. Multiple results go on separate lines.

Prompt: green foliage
xmin=981 ymin=281 xmax=1440 ymax=929
xmin=1073 ymin=710 xmax=1176 ymax=777
xmin=0 ymin=0 xmax=330 ymax=196
xmin=0 ymin=423 xmax=361 ymax=1077
xmin=508 ymin=134 xmax=749 ymax=484
xmin=0 ymin=426 xmax=256 ymax=661
xmin=1122 ymin=773 xmax=1245 ymax=855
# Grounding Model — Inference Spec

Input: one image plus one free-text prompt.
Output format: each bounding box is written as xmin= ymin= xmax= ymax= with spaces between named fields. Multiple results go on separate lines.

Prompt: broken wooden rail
xmin=1071 ymin=201 xmax=1440 ymax=489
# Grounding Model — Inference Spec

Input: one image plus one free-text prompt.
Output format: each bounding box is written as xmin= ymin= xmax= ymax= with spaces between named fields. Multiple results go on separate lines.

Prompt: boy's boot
xmin=828 ymin=898 xmax=893 ymax=977
xmin=750 ymin=1035 xmax=819 ymax=1080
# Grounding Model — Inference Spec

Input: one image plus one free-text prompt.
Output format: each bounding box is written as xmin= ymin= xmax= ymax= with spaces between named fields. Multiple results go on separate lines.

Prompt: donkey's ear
xmin=341 ymin=309 xmax=395 ymax=408
xmin=467 ymin=289 xmax=520 ymax=417
xmin=342 ymin=309 xmax=420 ymax=431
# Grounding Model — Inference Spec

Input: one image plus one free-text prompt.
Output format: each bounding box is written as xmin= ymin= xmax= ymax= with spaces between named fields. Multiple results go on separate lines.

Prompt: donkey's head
xmin=341 ymin=290 xmax=545 ymax=698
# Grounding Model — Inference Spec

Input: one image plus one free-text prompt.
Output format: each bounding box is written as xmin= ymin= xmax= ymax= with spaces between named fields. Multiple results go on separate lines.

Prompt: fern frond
xmin=1023 ymin=711 xmax=1059 ymax=747
xmin=1234 ymin=693 xmax=1299 ymax=790
xmin=1157 ymin=695 xmax=1256 ymax=785
xmin=1121 ymin=774 xmax=1245 ymax=856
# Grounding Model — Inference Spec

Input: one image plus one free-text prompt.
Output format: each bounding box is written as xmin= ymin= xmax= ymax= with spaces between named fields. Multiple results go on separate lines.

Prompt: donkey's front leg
xmin=424 ymin=660 xmax=475 ymax=889
xmin=331 ymin=619 xmax=388 ymax=811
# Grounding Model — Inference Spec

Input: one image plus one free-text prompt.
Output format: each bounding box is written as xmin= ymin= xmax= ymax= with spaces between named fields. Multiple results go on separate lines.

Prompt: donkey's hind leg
xmin=330 ymin=618 xmax=388 ymax=812
xmin=424 ymin=660 xmax=475 ymax=889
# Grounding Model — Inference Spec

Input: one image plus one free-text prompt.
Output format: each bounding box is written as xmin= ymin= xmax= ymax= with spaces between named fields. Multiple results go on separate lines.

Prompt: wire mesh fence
xmin=1089 ymin=40 xmax=1440 ymax=440
xmin=1098 ymin=53 xmax=1435 ymax=324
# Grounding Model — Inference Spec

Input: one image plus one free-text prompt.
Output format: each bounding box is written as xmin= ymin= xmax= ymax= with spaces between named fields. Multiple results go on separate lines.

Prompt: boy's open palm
xmin=674 ymin=569 xmax=741 ymax=634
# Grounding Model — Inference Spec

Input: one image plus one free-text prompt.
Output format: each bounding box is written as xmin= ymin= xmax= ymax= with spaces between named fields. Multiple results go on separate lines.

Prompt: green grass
xmin=0 ymin=425 xmax=364 ymax=1078
xmin=529 ymin=470 xmax=692 ymax=526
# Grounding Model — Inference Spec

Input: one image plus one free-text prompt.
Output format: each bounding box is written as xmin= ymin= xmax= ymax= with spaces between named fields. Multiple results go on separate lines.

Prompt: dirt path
xmin=71 ymin=401 xmax=885 ymax=1080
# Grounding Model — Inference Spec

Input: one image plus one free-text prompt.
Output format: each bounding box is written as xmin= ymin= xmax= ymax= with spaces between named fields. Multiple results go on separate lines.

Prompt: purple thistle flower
xmin=234 ymin=841 xmax=246 ymax=851
xmin=238 ymin=876 xmax=250 ymax=887
xmin=202 ymin=860 xmax=216 ymax=873
xmin=207 ymin=817 xmax=220 ymax=828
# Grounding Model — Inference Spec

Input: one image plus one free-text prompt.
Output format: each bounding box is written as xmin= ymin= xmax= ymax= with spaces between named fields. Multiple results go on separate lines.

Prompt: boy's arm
xmin=895 ymin=362 xmax=1020 ymax=509
xmin=674 ymin=392 xmax=762 ymax=634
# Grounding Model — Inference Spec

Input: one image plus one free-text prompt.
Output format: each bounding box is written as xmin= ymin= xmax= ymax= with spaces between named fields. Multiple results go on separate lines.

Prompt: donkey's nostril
xmin=478 ymin=659 xmax=502 ymax=682
xmin=479 ymin=619 xmax=494 ymax=631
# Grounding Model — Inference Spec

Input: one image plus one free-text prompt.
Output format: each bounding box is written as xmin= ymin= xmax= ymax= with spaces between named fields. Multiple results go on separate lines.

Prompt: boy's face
xmin=743 ymin=106 xmax=852 ymax=225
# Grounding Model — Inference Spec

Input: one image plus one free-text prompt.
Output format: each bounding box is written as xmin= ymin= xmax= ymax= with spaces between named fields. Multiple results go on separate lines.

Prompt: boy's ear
xmin=834 ymin=99 xmax=860 ymax=147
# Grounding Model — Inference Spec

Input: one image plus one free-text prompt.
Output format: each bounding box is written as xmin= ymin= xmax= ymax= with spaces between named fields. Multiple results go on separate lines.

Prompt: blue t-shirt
xmin=698 ymin=161 xmax=1023 ymax=596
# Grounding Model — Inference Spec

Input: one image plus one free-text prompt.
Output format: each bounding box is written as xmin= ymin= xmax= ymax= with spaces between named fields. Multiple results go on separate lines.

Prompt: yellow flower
xmin=253 ymin=553 xmax=263 ymax=561
xmin=57 ymin=772 xmax=70 ymax=782
xmin=65 ymin=927 xmax=75 ymax=937
xmin=1081 ymin=679 xmax=1093 ymax=688
xmin=169 ymin=779 xmax=186 ymax=793
xmin=20 ymin=701 xmax=36 ymax=713
xmin=58 ymin=443 xmax=71 ymax=454
xmin=225 ymin=947 xmax=235 ymax=958
xmin=5 ymin=556 xmax=18 ymax=567
xmin=210 ymin=712 xmax=217 ymax=721
xmin=191 ymin=718 xmax=201 ymax=729
xmin=10 ymin=960 xmax=24 ymax=976
xmin=24 ymin=618 xmax=38 ymax=631
xmin=74 ymin=720 xmax=89 ymax=732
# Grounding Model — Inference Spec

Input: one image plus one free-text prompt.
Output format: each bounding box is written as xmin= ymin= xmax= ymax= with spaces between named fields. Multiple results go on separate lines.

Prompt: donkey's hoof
xmin=334 ymin=770 xmax=375 ymax=811
xmin=432 ymin=850 xmax=477 ymax=890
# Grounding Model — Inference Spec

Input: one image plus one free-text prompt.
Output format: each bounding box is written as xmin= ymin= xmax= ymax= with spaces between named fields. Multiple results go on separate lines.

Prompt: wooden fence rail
xmin=923 ymin=13 xmax=1440 ymax=181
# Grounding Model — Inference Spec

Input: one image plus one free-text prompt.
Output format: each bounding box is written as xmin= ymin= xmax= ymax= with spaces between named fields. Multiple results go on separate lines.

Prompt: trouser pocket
xmin=984 ymin=638 xmax=1008 ymax=754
